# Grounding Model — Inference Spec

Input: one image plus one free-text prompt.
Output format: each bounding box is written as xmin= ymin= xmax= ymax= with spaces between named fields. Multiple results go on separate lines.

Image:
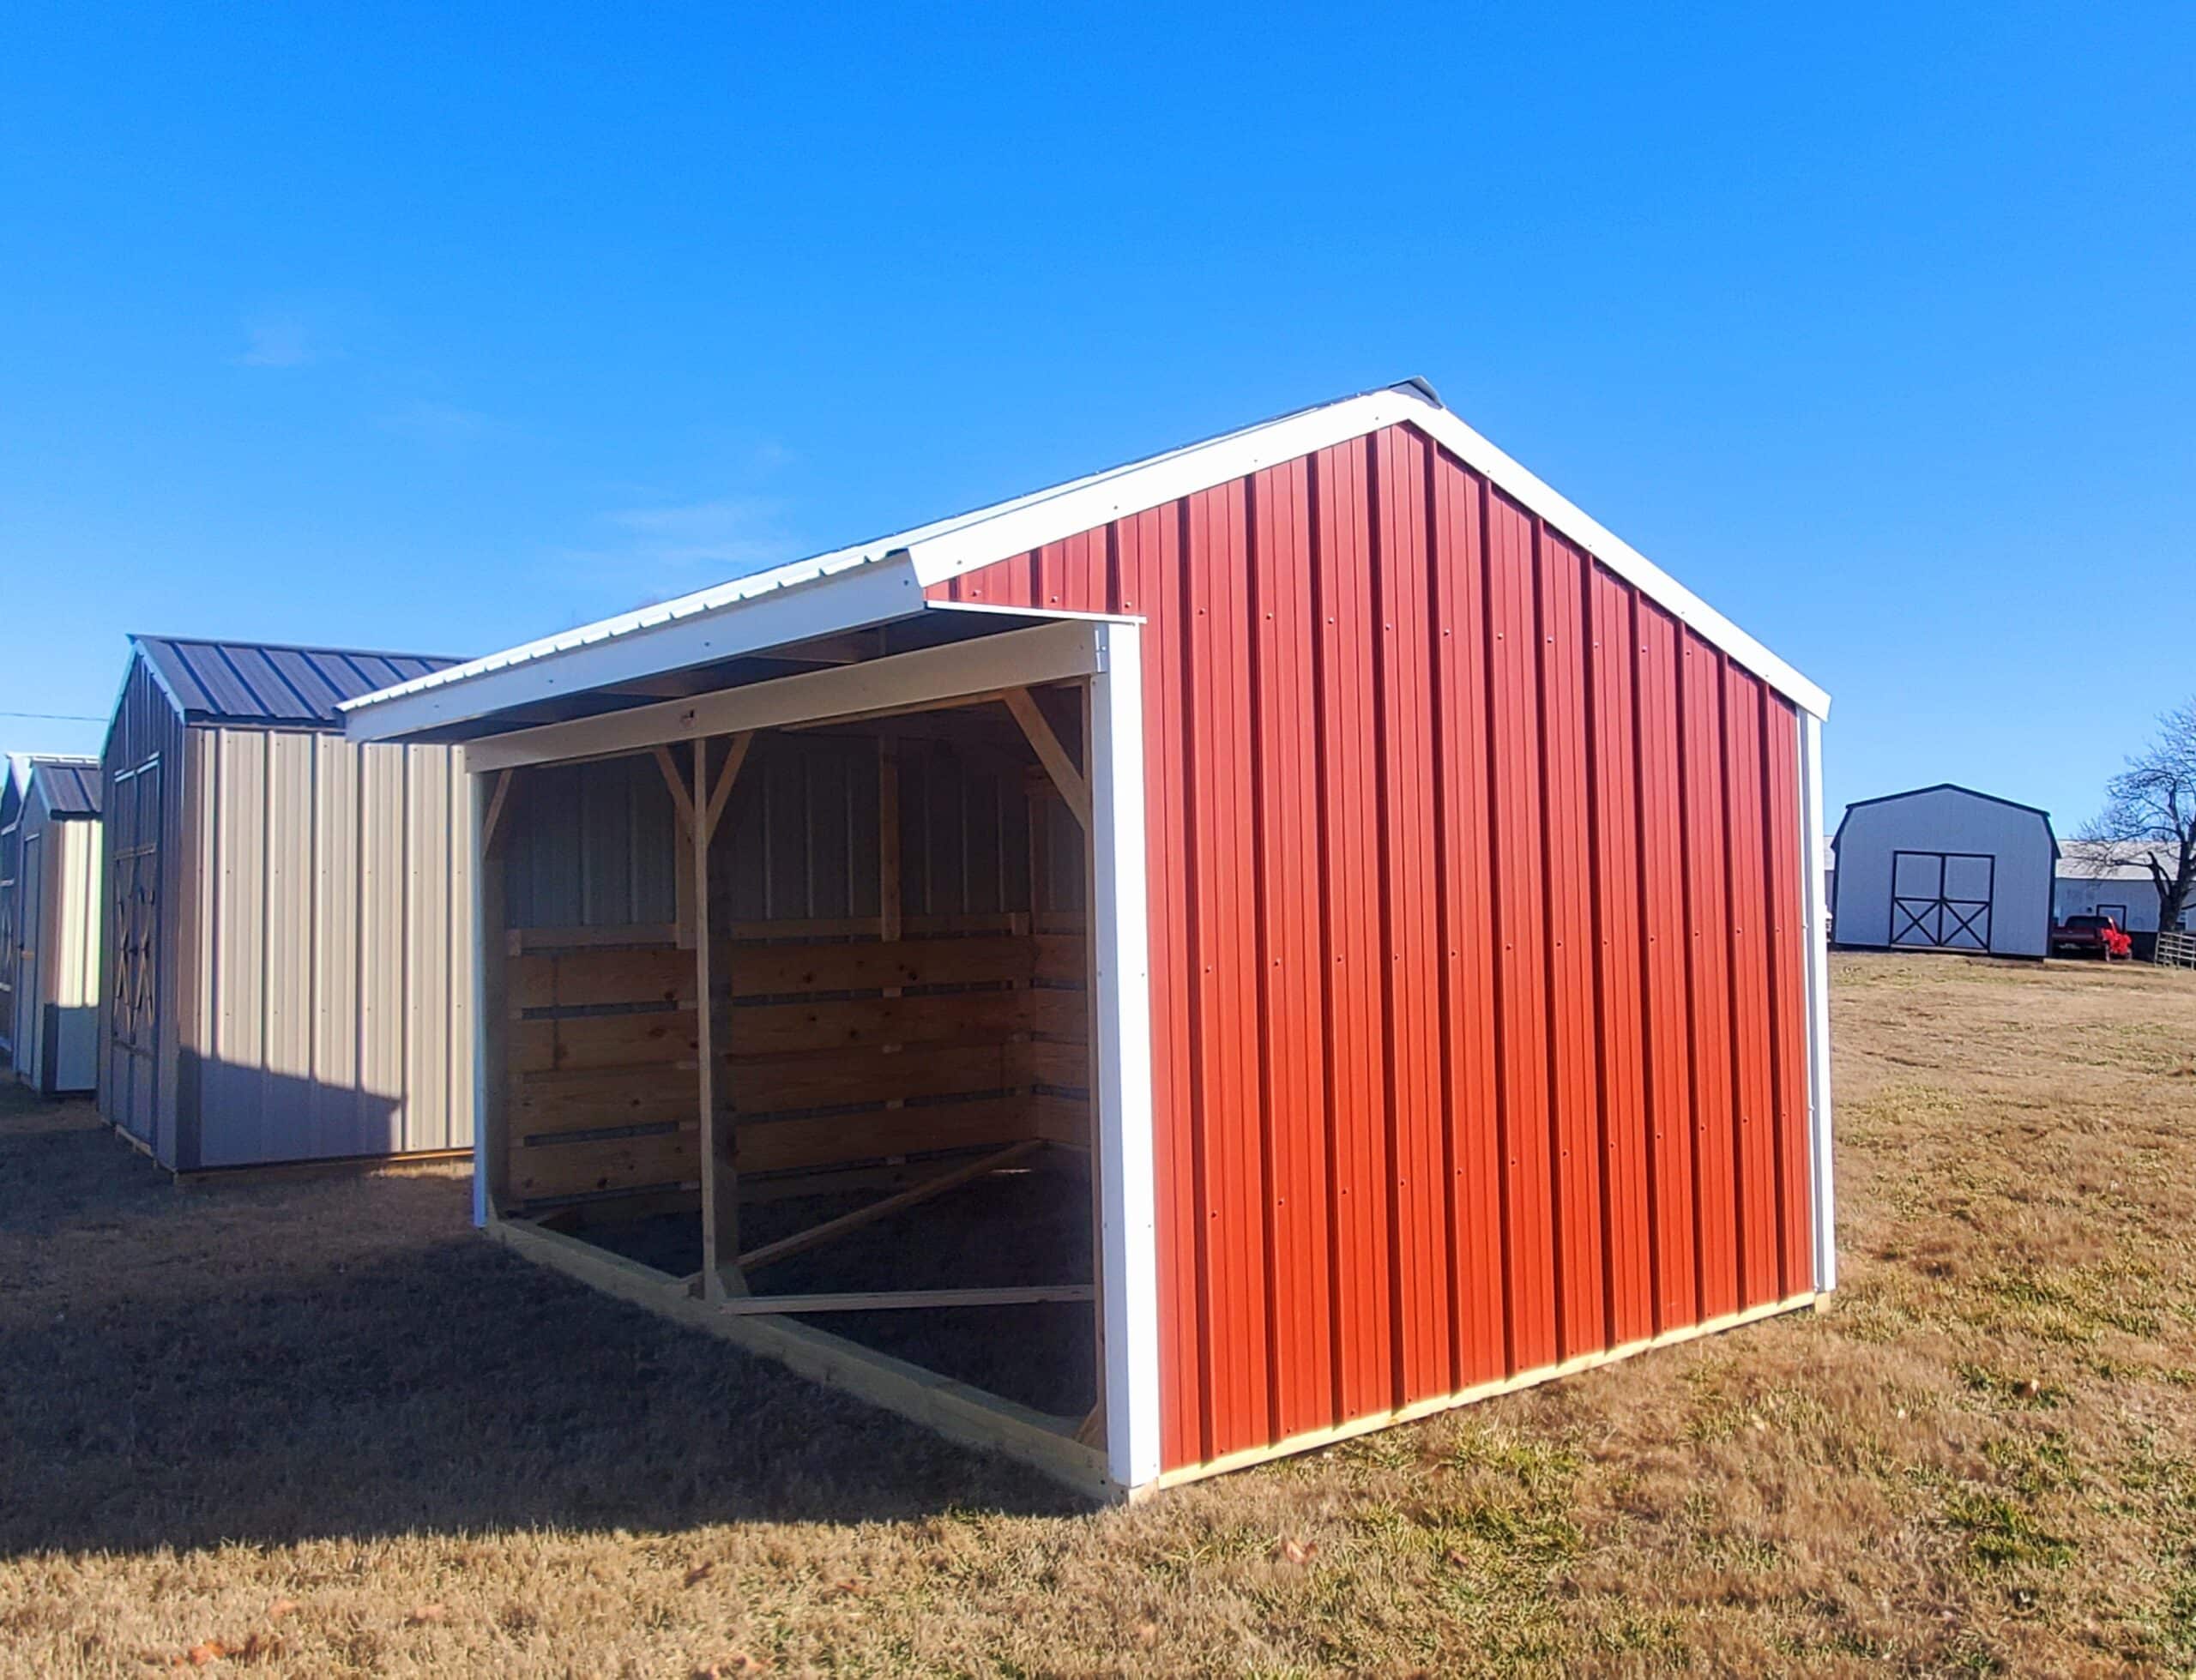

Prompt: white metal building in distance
xmin=1831 ymin=784 xmax=2058 ymax=959
xmin=2054 ymin=840 xmax=2190 ymax=936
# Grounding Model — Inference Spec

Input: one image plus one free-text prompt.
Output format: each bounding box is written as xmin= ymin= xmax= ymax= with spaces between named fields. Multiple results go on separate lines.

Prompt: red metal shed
xmin=347 ymin=380 xmax=1833 ymax=1499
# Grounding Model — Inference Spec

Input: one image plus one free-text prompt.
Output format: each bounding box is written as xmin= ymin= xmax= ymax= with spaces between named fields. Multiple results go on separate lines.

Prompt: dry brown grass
xmin=4 ymin=953 xmax=2195 ymax=1675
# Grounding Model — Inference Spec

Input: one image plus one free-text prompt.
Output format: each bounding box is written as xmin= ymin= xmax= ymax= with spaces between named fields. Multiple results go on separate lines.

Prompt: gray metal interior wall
xmin=499 ymin=726 xmax=1080 ymax=938
xmin=504 ymin=752 xmax=680 ymax=930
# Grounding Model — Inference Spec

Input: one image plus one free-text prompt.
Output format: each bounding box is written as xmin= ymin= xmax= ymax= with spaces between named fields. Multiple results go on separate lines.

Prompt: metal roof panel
xmin=23 ymin=755 xmax=102 ymax=818
xmin=135 ymin=635 xmax=466 ymax=726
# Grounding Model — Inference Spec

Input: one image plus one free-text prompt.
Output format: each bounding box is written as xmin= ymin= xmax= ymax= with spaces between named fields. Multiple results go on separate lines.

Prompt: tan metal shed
xmin=4 ymin=755 xmax=105 ymax=1093
xmin=97 ymin=635 xmax=479 ymax=1171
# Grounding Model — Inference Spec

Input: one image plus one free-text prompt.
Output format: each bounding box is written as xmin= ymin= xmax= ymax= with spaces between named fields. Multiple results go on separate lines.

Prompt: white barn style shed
xmin=4 ymin=756 xmax=105 ymax=1093
xmin=1831 ymin=784 xmax=2058 ymax=958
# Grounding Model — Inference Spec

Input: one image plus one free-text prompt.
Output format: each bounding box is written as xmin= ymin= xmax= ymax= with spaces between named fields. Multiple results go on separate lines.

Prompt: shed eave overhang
xmin=343 ymin=382 xmax=1830 ymax=745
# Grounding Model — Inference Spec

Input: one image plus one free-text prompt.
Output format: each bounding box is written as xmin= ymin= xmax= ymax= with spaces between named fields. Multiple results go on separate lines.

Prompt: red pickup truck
xmin=2051 ymin=914 xmax=2132 ymax=959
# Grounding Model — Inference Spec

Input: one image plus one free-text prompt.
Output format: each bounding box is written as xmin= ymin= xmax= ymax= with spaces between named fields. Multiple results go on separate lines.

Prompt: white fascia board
xmin=463 ymin=617 xmax=1107 ymax=774
xmin=345 ymin=556 xmax=926 ymax=743
xmin=1407 ymin=406 xmax=1831 ymax=721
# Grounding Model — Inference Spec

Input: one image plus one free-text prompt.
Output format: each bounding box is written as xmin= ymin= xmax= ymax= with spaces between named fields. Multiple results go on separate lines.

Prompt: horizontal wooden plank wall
xmin=503 ymin=925 xmax=1089 ymax=1210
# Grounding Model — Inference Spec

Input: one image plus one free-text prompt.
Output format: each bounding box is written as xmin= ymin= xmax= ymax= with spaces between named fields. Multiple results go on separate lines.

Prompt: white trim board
xmin=344 ymin=384 xmax=1828 ymax=744
xmin=1799 ymin=712 xmax=1837 ymax=1293
xmin=1089 ymin=621 xmax=1160 ymax=1491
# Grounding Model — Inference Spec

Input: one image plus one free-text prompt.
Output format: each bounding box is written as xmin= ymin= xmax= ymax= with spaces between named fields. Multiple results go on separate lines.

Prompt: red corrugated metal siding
xmin=1587 ymin=567 xmax=1655 ymax=1347
xmin=931 ymin=423 xmax=1814 ymax=1474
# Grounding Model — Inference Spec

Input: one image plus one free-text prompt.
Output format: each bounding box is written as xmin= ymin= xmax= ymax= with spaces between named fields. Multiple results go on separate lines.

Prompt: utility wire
xmin=0 ymin=710 xmax=105 ymax=722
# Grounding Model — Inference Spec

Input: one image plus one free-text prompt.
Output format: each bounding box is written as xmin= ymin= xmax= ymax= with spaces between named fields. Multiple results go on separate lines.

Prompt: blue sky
xmin=3 ymin=3 xmax=2189 ymax=827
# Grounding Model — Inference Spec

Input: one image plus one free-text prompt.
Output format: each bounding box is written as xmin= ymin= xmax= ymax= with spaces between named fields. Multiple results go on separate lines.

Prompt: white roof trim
xmin=345 ymin=382 xmax=1828 ymax=742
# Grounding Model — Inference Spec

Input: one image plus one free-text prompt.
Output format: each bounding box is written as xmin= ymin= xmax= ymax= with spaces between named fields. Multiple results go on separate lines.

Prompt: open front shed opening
xmin=352 ymin=381 xmax=1835 ymax=1502
xmin=474 ymin=641 xmax=1135 ymax=1497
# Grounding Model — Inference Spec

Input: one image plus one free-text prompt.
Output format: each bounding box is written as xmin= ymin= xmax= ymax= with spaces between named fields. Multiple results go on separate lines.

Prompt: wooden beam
xmin=738 ymin=1139 xmax=1043 ymax=1273
xmin=693 ymin=739 xmax=739 ymax=1302
xmin=780 ymin=687 xmax=1021 ymax=732
xmin=653 ymin=744 xmax=697 ymax=836
xmin=701 ymin=730 xmax=755 ymax=845
xmin=717 ymin=1285 xmax=1094 ymax=1315
xmin=477 ymin=774 xmax=511 ymax=1220
xmin=1004 ymin=688 xmax=1091 ymax=830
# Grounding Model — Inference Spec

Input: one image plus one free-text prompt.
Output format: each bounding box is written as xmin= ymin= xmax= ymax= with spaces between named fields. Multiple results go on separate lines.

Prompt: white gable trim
xmin=346 ymin=385 xmax=1827 ymax=743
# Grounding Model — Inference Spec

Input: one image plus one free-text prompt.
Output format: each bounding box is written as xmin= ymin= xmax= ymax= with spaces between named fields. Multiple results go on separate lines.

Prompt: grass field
xmin=4 ymin=953 xmax=2195 ymax=1675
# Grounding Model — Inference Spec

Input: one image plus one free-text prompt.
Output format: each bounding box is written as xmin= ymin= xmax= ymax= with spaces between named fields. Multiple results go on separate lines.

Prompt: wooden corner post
xmin=474 ymin=767 xmax=514 ymax=1228
xmin=695 ymin=732 xmax=756 ymax=1301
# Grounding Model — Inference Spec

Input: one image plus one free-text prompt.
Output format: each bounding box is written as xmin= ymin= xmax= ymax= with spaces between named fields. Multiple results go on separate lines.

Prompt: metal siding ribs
xmin=1587 ymin=568 xmax=1655 ymax=1347
xmin=1369 ymin=431 xmax=1446 ymax=1406
xmin=1536 ymin=529 xmax=1605 ymax=1361
xmin=929 ymin=422 xmax=1815 ymax=1476
xmin=1249 ymin=457 xmax=1336 ymax=1442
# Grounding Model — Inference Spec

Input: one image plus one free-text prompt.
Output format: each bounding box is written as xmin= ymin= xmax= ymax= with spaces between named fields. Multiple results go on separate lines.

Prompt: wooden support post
xmin=693 ymin=738 xmax=737 ymax=1301
xmin=1004 ymin=688 xmax=1091 ymax=830
xmin=476 ymin=770 xmax=511 ymax=1224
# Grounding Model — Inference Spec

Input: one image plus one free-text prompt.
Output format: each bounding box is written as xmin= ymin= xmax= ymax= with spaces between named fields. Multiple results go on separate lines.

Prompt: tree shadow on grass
xmin=0 ymin=1093 xmax=1087 ymax=1559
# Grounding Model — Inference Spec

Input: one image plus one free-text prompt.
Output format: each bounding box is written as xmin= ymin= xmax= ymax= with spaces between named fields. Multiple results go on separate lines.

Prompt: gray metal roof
xmin=135 ymin=635 xmax=464 ymax=728
xmin=27 ymin=756 xmax=101 ymax=818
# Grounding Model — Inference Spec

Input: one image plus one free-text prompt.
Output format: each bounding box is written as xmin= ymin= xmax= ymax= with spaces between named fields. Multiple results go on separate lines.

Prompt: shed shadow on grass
xmin=0 ymin=1088 xmax=1087 ymax=1560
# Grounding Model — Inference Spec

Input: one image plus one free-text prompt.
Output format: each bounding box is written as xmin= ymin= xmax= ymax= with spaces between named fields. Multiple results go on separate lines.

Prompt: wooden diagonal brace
xmin=702 ymin=731 xmax=756 ymax=845
xmin=653 ymin=744 xmax=697 ymax=837
xmin=480 ymin=769 xmax=516 ymax=856
xmin=737 ymin=1139 xmax=1044 ymax=1274
xmin=1004 ymin=689 xmax=1090 ymax=831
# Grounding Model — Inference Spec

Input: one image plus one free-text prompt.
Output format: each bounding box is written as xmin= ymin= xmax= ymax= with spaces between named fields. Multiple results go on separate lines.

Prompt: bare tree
xmin=2078 ymin=698 xmax=2196 ymax=933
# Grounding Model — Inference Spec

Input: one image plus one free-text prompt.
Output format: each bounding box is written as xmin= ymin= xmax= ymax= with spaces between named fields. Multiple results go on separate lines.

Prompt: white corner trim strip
xmin=1089 ymin=621 xmax=1160 ymax=1490
xmin=1799 ymin=713 xmax=1837 ymax=1292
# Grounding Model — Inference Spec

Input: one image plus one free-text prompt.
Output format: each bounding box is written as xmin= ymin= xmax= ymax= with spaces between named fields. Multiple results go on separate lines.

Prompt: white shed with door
xmin=1831 ymin=784 xmax=2057 ymax=959
xmin=2054 ymin=841 xmax=2188 ymax=936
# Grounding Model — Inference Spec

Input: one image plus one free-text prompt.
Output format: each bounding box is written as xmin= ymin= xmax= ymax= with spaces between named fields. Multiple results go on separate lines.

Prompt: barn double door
xmin=1890 ymin=849 xmax=1993 ymax=951
xmin=106 ymin=762 xmax=163 ymax=1143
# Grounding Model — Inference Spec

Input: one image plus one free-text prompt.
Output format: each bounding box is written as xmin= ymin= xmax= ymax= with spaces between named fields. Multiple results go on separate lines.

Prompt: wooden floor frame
xmin=490 ymin=1209 xmax=1119 ymax=1500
